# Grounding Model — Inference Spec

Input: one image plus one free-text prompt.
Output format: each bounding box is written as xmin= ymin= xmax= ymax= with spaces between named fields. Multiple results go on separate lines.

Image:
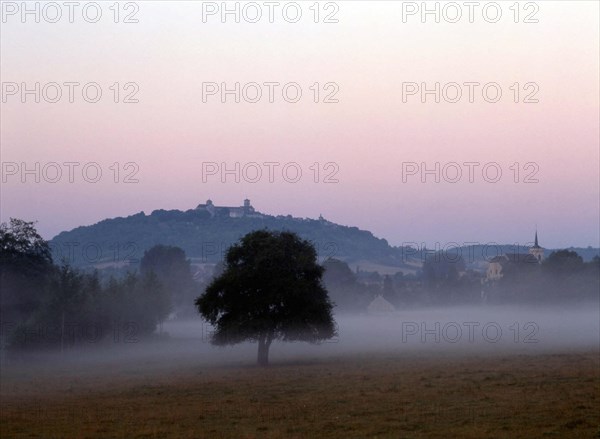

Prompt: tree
xmin=113 ymin=271 xmax=171 ymax=336
xmin=196 ymin=230 xmax=336 ymax=366
xmin=140 ymin=245 xmax=197 ymax=314
xmin=47 ymin=263 xmax=86 ymax=352
xmin=322 ymin=258 xmax=356 ymax=287
xmin=0 ymin=218 xmax=54 ymax=322
xmin=321 ymin=258 xmax=367 ymax=310
xmin=543 ymin=250 xmax=584 ymax=275
xmin=0 ymin=218 xmax=52 ymax=262
xmin=138 ymin=270 xmax=172 ymax=333
xmin=382 ymin=274 xmax=396 ymax=303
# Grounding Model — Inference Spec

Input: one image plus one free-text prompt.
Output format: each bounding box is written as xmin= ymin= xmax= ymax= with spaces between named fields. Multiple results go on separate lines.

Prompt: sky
xmin=1 ymin=1 xmax=599 ymax=249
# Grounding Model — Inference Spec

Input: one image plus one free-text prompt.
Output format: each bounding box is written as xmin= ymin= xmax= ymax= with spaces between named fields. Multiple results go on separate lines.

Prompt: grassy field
xmin=1 ymin=350 xmax=598 ymax=439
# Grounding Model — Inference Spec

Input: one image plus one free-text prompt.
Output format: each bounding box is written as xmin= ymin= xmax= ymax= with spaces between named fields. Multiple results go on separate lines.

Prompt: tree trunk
xmin=257 ymin=332 xmax=272 ymax=366
xmin=60 ymin=310 xmax=65 ymax=354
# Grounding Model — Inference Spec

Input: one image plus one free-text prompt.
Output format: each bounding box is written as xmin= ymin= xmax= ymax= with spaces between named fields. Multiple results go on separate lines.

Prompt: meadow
xmin=1 ymin=349 xmax=598 ymax=439
xmin=2 ymin=307 xmax=599 ymax=438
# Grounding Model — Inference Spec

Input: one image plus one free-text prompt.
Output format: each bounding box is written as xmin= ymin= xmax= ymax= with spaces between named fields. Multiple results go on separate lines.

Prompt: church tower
xmin=529 ymin=230 xmax=544 ymax=263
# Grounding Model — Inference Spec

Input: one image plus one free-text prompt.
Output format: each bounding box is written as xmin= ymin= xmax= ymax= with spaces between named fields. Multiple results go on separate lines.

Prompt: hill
xmin=49 ymin=205 xmax=417 ymax=273
xmin=48 ymin=203 xmax=599 ymax=275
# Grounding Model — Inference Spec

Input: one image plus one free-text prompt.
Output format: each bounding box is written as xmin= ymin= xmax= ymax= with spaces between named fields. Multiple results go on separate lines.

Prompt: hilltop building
xmin=195 ymin=199 xmax=264 ymax=218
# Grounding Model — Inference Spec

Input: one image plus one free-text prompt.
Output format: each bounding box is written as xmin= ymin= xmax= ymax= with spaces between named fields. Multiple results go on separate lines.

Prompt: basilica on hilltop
xmin=195 ymin=199 xmax=264 ymax=218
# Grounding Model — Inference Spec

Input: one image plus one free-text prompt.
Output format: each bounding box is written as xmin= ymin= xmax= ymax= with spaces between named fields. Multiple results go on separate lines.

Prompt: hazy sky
xmin=1 ymin=1 xmax=599 ymax=248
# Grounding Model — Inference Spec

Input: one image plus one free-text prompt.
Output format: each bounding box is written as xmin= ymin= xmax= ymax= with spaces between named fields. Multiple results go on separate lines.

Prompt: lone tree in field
xmin=195 ymin=230 xmax=336 ymax=366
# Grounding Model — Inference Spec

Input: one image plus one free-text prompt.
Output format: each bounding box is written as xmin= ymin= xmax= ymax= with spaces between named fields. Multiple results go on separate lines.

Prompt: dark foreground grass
xmin=1 ymin=351 xmax=599 ymax=438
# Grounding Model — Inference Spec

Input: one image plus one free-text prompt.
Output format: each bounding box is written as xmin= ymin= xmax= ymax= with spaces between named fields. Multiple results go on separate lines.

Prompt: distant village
xmin=485 ymin=231 xmax=544 ymax=281
xmin=188 ymin=199 xmax=596 ymax=313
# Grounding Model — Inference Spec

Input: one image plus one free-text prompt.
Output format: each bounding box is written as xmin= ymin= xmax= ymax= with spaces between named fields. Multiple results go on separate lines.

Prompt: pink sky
xmin=1 ymin=1 xmax=599 ymax=248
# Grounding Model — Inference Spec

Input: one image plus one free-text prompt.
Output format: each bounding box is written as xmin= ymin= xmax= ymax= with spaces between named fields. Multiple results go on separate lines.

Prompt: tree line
xmin=1 ymin=219 xmax=198 ymax=352
xmin=321 ymin=251 xmax=600 ymax=309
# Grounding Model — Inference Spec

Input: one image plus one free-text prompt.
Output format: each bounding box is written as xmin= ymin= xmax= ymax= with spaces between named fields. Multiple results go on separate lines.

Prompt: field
xmin=1 ymin=349 xmax=598 ymax=439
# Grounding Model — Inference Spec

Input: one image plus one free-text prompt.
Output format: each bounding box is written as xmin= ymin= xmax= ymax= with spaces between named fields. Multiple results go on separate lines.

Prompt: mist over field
xmin=166 ymin=304 xmax=600 ymax=358
xmin=3 ymin=303 xmax=598 ymax=378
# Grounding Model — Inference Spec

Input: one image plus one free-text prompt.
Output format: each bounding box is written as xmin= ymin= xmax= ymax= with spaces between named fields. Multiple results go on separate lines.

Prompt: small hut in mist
xmin=367 ymin=295 xmax=396 ymax=314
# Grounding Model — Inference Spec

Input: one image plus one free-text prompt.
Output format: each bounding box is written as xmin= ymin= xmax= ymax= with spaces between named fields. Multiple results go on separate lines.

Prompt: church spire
xmin=529 ymin=228 xmax=543 ymax=263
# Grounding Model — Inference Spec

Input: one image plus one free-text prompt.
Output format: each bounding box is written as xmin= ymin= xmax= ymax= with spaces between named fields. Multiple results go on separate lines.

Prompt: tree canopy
xmin=544 ymin=250 xmax=585 ymax=275
xmin=196 ymin=230 xmax=336 ymax=366
xmin=140 ymin=244 xmax=197 ymax=315
xmin=0 ymin=218 xmax=54 ymax=322
xmin=321 ymin=258 xmax=371 ymax=310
